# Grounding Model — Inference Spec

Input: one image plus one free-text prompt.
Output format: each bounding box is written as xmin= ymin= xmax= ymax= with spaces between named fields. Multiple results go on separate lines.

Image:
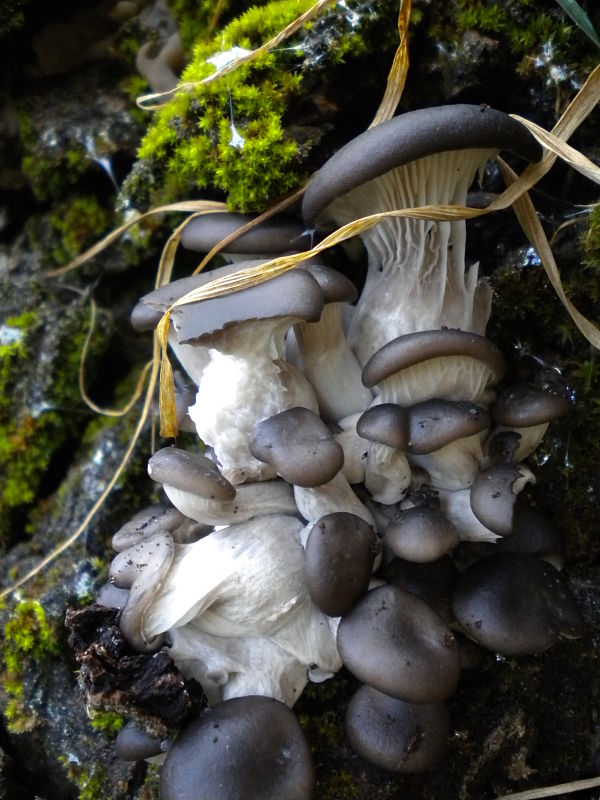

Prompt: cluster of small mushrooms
xmin=97 ymin=105 xmax=585 ymax=799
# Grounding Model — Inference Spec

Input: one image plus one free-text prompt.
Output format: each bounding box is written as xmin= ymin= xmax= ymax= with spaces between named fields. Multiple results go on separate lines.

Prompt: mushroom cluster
xmin=98 ymin=105 xmax=584 ymax=798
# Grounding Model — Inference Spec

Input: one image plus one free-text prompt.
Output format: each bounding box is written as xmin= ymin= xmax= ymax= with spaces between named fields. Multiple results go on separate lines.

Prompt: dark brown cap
xmin=469 ymin=463 xmax=533 ymax=536
xmin=356 ymin=404 xmax=409 ymax=450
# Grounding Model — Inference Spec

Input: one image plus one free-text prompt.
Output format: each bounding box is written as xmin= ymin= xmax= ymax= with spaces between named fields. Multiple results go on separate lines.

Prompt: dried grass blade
xmin=496 ymin=774 xmax=600 ymax=799
xmin=137 ymin=0 xmax=337 ymax=109
xmin=369 ymin=0 xmax=411 ymax=128
xmin=79 ymin=297 xmax=153 ymax=416
xmin=48 ymin=200 xmax=228 ymax=278
xmin=192 ymin=185 xmax=307 ymax=275
xmin=499 ymin=157 xmax=600 ymax=349
xmin=512 ymin=115 xmax=600 ymax=184
xmin=0 ymin=339 xmax=161 ymax=601
xmin=551 ymin=60 xmax=600 ymax=140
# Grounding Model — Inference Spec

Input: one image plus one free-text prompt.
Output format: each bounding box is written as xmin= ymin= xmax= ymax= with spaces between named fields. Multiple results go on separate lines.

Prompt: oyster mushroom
xmin=346 ymin=684 xmax=450 ymax=772
xmin=452 ymin=552 xmax=585 ymax=654
xmin=147 ymin=447 xmax=297 ymax=526
xmin=160 ymin=696 xmax=316 ymax=800
xmin=337 ymin=584 xmax=461 ymax=703
xmin=302 ymin=104 xmax=542 ymax=364
xmin=173 ymin=269 xmax=324 ymax=483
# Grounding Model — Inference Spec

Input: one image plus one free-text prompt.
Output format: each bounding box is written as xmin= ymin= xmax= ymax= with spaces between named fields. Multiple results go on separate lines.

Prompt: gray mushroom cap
xmin=304 ymin=512 xmax=381 ymax=616
xmin=469 ymin=463 xmax=532 ymax=536
xmin=116 ymin=722 xmax=166 ymax=762
xmin=362 ymin=330 xmax=506 ymax=389
xmin=356 ymin=404 xmax=409 ymax=450
xmin=493 ymin=383 xmax=571 ymax=427
xmin=382 ymin=556 xmax=460 ymax=625
xmin=249 ymin=407 xmax=344 ymax=487
xmin=463 ymin=503 xmax=566 ymax=569
xmin=130 ymin=261 xmax=251 ymax=332
xmin=147 ymin=447 xmax=235 ymax=501
xmin=180 ymin=212 xmax=310 ymax=254
xmin=302 ymin=104 xmax=542 ymax=226
xmin=298 ymin=262 xmax=358 ymax=304
xmin=171 ymin=269 xmax=324 ymax=346
xmin=345 ymin=685 xmax=450 ymax=773
xmin=119 ymin=530 xmax=175 ymax=652
xmin=452 ymin=552 xmax=585 ymax=654
xmin=385 ymin=506 xmax=460 ymax=563
xmin=112 ymin=505 xmax=186 ymax=552
xmin=406 ymin=400 xmax=489 ymax=454
xmin=159 ymin=695 xmax=315 ymax=800
xmin=337 ymin=584 xmax=461 ymax=703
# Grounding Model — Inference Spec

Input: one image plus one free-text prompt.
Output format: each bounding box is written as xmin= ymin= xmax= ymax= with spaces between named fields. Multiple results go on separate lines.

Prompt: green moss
xmin=60 ymin=759 xmax=111 ymax=800
xmin=582 ymin=203 xmax=600 ymax=268
xmin=89 ymin=709 xmax=126 ymax=736
xmin=138 ymin=0 xmax=315 ymax=211
xmin=2 ymin=599 xmax=58 ymax=733
xmin=0 ymin=0 xmax=27 ymax=37
xmin=48 ymin=195 xmax=113 ymax=265
xmin=0 ymin=301 xmax=109 ymax=540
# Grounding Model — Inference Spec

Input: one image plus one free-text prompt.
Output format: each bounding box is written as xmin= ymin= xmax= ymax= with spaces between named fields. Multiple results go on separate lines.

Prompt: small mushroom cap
xmin=406 ymin=400 xmax=489 ymax=454
xmin=357 ymin=404 xmax=409 ymax=450
xmin=116 ymin=722 xmax=166 ymax=762
xmin=249 ymin=407 xmax=344 ymax=487
xmin=171 ymin=269 xmax=324 ymax=345
xmin=452 ymin=552 xmax=585 ymax=654
xmin=362 ymin=330 xmax=506 ymax=389
xmin=493 ymin=383 xmax=571 ymax=427
xmin=470 ymin=463 xmax=533 ymax=536
xmin=337 ymin=584 xmax=461 ymax=703
xmin=160 ymin=696 xmax=315 ymax=800
xmin=345 ymin=685 xmax=450 ymax=773
xmin=385 ymin=506 xmax=460 ymax=563
xmin=459 ymin=503 xmax=566 ymax=570
xmin=304 ymin=512 xmax=381 ymax=616
xmin=112 ymin=505 xmax=186 ymax=552
xmin=147 ymin=447 xmax=235 ymax=501
xmin=303 ymin=104 xmax=542 ymax=225
xmin=130 ymin=261 xmax=251 ymax=331
xmin=299 ymin=262 xmax=358 ymax=304
xmin=382 ymin=556 xmax=460 ymax=624
xmin=180 ymin=212 xmax=310 ymax=254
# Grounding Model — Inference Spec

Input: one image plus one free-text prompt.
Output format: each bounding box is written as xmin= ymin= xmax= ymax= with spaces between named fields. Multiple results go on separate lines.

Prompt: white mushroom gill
xmin=140 ymin=514 xmax=341 ymax=707
xmin=325 ymin=148 xmax=496 ymax=364
xmin=294 ymin=302 xmax=373 ymax=422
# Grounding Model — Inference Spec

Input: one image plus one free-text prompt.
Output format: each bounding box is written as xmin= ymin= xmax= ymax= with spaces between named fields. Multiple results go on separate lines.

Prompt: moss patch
xmin=1 ymin=598 xmax=58 ymax=733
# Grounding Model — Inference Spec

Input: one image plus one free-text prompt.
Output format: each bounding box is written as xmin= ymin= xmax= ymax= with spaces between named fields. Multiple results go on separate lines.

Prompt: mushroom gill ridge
xmin=89 ymin=107 xmax=580 ymax=794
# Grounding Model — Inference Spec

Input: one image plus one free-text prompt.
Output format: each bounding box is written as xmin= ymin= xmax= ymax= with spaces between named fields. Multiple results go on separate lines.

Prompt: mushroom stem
xmin=325 ymin=149 xmax=495 ymax=364
xmin=294 ymin=472 xmax=375 ymax=527
xmin=294 ymin=302 xmax=373 ymax=422
xmin=162 ymin=479 xmax=298 ymax=527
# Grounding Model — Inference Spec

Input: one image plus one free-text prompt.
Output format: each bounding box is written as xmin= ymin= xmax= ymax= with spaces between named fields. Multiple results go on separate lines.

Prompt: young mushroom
xmin=147 ymin=447 xmax=298 ymax=526
xmin=302 ymin=104 xmax=542 ymax=365
xmin=171 ymin=268 xmax=324 ymax=483
xmin=160 ymin=696 xmax=316 ymax=800
xmin=345 ymin=685 xmax=450 ymax=773
xmin=452 ymin=552 xmax=585 ymax=654
xmin=491 ymin=382 xmax=571 ymax=461
xmin=337 ymin=584 xmax=461 ymax=704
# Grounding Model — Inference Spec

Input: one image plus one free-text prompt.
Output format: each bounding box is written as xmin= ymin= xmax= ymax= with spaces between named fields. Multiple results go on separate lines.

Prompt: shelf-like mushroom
xmin=303 ymin=104 xmax=542 ymax=364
